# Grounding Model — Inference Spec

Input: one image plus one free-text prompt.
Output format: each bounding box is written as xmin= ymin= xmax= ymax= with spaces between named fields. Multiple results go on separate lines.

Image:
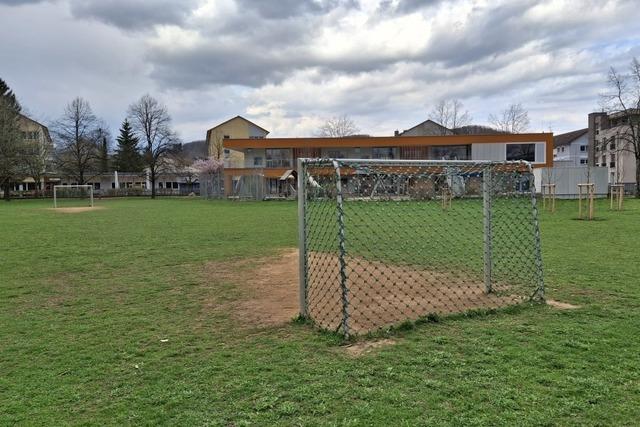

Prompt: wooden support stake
xmin=542 ymin=184 xmax=556 ymax=213
xmin=610 ymin=184 xmax=624 ymax=211
xmin=577 ymin=183 xmax=595 ymax=220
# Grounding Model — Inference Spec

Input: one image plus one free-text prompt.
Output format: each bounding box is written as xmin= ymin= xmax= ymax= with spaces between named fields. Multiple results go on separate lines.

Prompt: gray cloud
xmin=2 ymin=0 xmax=640 ymax=141
xmin=236 ymin=0 xmax=358 ymax=19
xmin=69 ymin=0 xmax=199 ymax=30
xmin=0 ymin=0 xmax=49 ymax=5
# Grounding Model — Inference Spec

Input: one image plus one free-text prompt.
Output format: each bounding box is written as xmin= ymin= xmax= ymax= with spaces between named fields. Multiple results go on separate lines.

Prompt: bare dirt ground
xmin=234 ymin=249 xmax=300 ymax=326
xmin=306 ymin=252 xmax=526 ymax=334
xmin=210 ymin=249 xmax=529 ymax=335
xmin=48 ymin=206 xmax=105 ymax=213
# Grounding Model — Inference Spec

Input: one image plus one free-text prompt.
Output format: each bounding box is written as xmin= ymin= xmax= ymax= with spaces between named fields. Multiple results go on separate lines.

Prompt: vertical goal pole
xmin=53 ymin=186 xmax=57 ymax=208
xmin=297 ymin=158 xmax=308 ymax=318
xmin=482 ymin=166 xmax=493 ymax=294
xmin=89 ymin=186 xmax=94 ymax=207
xmin=527 ymin=163 xmax=545 ymax=300
xmin=332 ymin=160 xmax=350 ymax=337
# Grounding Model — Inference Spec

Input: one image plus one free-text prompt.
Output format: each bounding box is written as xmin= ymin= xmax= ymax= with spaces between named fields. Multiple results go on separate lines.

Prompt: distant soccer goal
xmin=297 ymin=159 xmax=544 ymax=336
xmin=53 ymin=185 xmax=94 ymax=208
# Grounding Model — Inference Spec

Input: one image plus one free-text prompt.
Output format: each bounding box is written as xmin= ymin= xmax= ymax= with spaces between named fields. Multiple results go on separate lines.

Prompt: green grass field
xmin=1 ymin=197 xmax=639 ymax=425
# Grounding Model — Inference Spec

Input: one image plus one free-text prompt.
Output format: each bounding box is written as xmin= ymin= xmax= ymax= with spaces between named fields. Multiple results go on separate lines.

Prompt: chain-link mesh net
xmin=299 ymin=159 xmax=544 ymax=336
xmin=53 ymin=185 xmax=94 ymax=208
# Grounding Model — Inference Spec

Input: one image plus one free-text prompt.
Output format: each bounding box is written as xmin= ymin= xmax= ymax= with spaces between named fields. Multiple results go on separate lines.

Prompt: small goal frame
xmin=297 ymin=158 xmax=545 ymax=336
xmin=53 ymin=185 xmax=94 ymax=208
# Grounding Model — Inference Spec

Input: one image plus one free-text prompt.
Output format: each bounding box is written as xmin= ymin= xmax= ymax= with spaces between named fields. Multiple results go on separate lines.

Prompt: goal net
xmin=297 ymin=159 xmax=544 ymax=336
xmin=53 ymin=185 xmax=94 ymax=208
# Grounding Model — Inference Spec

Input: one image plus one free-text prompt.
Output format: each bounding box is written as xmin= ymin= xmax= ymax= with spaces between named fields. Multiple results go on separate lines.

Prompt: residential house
xmin=588 ymin=111 xmax=639 ymax=189
xmin=553 ymin=128 xmax=588 ymax=167
xmin=206 ymin=116 xmax=269 ymax=168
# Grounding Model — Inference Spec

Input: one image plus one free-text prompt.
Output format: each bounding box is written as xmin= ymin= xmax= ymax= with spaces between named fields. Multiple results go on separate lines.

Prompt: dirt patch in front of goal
xmin=232 ymin=249 xmax=300 ymax=327
xmin=214 ymin=249 xmax=530 ymax=334
xmin=48 ymin=206 xmax=105 ymax=213
xmin=306 ymin=252 xmax=528 ymax=334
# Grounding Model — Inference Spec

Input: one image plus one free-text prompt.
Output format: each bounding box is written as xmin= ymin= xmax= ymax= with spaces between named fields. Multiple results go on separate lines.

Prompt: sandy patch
xmin=201 ymin=249 xmax=532 ymax=335
xmin=234 ymin=249 xmax=300 ymax=326
xmin=343 ymin=338 xmax=397 ymax=357
xmin=305 ymin=252 xmax=527 ymax=334
xmin=547 ymin=299 xmax=581 ymax=310
xmin=49 ymin=206 xmax=105 ymax=213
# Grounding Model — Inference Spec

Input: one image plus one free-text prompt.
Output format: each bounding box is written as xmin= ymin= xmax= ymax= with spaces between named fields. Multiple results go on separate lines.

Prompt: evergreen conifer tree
xmin=113 ymin=119 xmax=142 ymax=172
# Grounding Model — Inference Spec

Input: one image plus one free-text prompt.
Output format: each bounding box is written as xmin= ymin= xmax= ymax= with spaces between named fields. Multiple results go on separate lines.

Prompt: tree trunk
xmin=3 ymin=181 xmax=11 ymax=201
xmin=636 ymin=157 xmax=640 ymax=198
xmin=151 ymin=170 xmax=156 ymax=199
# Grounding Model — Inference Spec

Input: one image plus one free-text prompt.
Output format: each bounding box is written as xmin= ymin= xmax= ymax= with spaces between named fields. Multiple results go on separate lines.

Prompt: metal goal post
xmin=298 ymin=158 xmax=544 ymax=336
xmin=53 ymin=185 xmax=94 ymax=208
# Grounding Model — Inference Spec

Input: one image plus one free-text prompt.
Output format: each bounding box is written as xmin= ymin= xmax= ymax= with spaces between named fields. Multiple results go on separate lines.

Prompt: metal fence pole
xmin=483 ymin=166 xmax=493 ymax=294
xmin=527 ymin=166 xmax=545 ymax=300
xmin=332 ymin=160 xmax=350 ymax=336
xmin=297 ymin=158 xmax=308 ymax=317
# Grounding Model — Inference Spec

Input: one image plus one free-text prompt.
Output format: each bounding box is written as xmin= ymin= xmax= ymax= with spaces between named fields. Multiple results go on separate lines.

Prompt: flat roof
xmin=224 ymin=133 xmax=553 ymax=149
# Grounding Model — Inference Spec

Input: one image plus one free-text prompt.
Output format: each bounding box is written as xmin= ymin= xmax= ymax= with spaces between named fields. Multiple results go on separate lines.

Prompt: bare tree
xmin=53 ymin=97 xmax=101 ymax=185
xmin=128 ymin=94 xmax=178 ymax=198
xmin=209 ymin=129 xmax=225 ymax=160
xmin=0 ymin=78 xmax=23 ymax=201
xmin=489 ymin=103 xmax=530 ymax=133
xmin=317 ymin=115 xmax=360 ymax=137
xmin=601 ymin=57 xmax=640 ymax=197
xmin=428 ymin=99 xmax=472 ymax=134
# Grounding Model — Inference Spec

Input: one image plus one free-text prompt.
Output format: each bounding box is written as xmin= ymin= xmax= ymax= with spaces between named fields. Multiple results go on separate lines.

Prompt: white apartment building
xmin=553 ymin=129 xmax=588 ymax=167
xmin=588 ymin=111 xmax=639 ymax=190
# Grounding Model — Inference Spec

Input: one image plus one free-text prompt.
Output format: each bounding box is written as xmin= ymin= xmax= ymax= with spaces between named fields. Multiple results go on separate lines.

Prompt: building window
xmin=372 ymin=147 xmax=397 ymax=159
xmin=223 ymin=135 xmax=230 ymax=139
xmin=266 ymin=149 xmax=291 ymax=168
xmin=561 ymin=147 xmax=565 ymax=152
xmin=253 ymin=156 xmax=263 ymax=166
xmin=327 ymin=150 xmax=346 ymax=158
xmin=506 ymin=144 xmax=536 ymax=162
xmin=429 ymin=145 xmax=470 ymax=160
xmin=159 ymin=182 xmax=163 ymax=188
xmin=610 ymin=161 xmax=616 ymax=168
xmin=223 ymin=149 xmax=230 ymax=154
xmin=580 ymin=145 xmax=586 ymax=152
xmin=580 ymin=159 xmax=588 ymax=165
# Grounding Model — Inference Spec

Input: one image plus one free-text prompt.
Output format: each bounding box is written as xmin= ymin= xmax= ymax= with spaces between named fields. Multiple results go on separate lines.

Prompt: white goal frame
xmin=53 ymin=185 xmax=94 ymax=208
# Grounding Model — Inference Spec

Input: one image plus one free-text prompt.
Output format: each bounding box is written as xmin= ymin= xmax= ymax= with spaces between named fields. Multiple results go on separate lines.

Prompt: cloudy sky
xmin=1 ymin=0 xmax=639 ymax=142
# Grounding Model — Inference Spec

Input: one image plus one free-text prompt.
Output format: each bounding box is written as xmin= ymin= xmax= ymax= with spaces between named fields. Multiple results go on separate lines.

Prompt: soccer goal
xmin=53 ymin=185 xmax=94 ymax=208
xmin=297 ymin=159 xmax=544 ymax=336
